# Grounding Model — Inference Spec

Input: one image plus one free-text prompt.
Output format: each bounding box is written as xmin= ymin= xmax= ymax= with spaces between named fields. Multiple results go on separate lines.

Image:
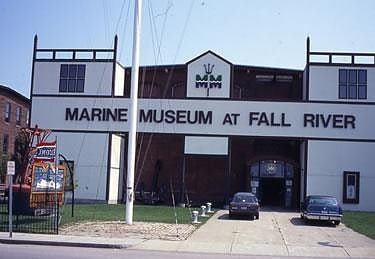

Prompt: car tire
xmin=334 ymin=220 xmax=340 ymax=226
xmin=255 ymin=213 xmax=259 ymax=220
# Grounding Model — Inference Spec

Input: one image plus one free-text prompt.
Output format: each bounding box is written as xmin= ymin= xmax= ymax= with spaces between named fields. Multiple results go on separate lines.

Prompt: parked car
xmin=300 ymin=195 xmax=343 ymax=225
xmin=229 ymin=192 xmax=259 ymax=220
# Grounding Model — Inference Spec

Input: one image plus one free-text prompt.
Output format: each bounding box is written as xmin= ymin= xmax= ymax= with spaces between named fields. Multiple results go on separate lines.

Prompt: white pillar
xmin=126 ymin=0 xmax=142 ymax=225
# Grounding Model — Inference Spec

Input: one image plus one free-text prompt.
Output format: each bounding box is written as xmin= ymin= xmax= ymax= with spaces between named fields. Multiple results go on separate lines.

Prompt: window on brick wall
xmin=2 ymin=134 xmax=9 ymax=153
xmin=339 ymin=69 xmax=367 ymax=99
xmin=59 ymin=64 xmax=86 ymax=93
xmin=16 ymin=107 xmax=21 ymax=125
xmin=4 ymin=102 xmax=11 ymax=122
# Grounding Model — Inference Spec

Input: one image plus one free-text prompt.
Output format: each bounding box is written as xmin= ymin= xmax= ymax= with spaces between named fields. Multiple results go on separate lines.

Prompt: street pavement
xmin=1 ymin=209 xmax=375 ymax=258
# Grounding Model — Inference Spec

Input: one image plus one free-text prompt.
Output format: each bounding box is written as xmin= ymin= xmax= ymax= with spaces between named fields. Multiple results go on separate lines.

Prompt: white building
xmin=30 ymin=36 xmax=375 ymax=211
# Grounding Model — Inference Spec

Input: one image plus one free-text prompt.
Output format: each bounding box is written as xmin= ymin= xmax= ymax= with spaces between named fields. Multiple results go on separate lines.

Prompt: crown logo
xmin=204 ymin=63 xmax=214 ymax=74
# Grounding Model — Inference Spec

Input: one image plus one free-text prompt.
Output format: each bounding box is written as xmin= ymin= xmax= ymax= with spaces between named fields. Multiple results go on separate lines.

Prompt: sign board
xmin=31 ymin=97 xmax=375 ymax=141
xmin=34 ymin=142 xmax=56 ymax=162
xmin=29 ymin=163 xmax=66 ymax=207
xmin=7 ymin=161 xmax=15 ymax=176
xmin=31 ymin=163 xmax=65 ymax=192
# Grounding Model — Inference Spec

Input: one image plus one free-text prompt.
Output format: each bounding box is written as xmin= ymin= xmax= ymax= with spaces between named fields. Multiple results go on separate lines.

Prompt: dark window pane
xmin=3 ymin=135 xmax=8 ymax=153
xmin=339 ymin=69 xmax=347 ymax=83
xmin=77 ymin=65 xmax=86 ymax=78
xmin=68 ymin=64 xmax=77 ymax=78
xmin=358 ymin=84 xmax=367 ymax=99
xmin=348 ymin=84 xmax=357 ymax=99
xmin=60 ymin=64 xmax=68 ymax=78
xmin=76 ymin=79 xmax=84 ymax=92
xmin=68 ymin=79 xmax=76 ymax=92
xmin=348 ymin=70 xmax=357 ymax=84
xmin=59 ymin=79 xmax=67 ymax=92
xmin=348 ymin=175 xmax=356 ymax=185
xmin=358 ymin=70 xmax=367 ymax=84
xmin=339 ymin=84 xmax=347 ymax=98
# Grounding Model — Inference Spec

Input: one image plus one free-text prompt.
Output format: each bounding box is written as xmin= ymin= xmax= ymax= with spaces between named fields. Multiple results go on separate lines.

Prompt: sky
xmin=0 ymin=0 xmax=374 ymax=97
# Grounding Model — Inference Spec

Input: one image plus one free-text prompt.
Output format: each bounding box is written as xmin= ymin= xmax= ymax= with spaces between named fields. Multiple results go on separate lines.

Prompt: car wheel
xmin=334 ymin=220 xmax=340 ymax=226
xmin=255 ymin=213 xmax=259 ymax=220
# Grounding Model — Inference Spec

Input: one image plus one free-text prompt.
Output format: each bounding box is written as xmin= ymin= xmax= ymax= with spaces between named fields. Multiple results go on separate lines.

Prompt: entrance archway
xmin=248 ymin=160 xmax=297 ymax=208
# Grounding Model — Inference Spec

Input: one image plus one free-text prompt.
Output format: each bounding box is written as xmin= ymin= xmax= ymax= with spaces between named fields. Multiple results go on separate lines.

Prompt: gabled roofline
xmin=186 ymin=50 xmax=232 ymax=65
xmin=0 ymin=84 xmax=30 ymax=104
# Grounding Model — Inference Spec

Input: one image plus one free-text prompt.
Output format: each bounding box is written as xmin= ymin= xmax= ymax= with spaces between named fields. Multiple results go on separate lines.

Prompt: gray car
xmin=229 ymin=192 xmax=260 ymax=220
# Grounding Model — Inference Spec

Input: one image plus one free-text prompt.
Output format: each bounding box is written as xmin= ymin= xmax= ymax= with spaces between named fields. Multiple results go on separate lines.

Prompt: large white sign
xmin=186 ymin=51 xmax=231 ymax=98
xmin=31 ymin=96 xmax=375 ymax=141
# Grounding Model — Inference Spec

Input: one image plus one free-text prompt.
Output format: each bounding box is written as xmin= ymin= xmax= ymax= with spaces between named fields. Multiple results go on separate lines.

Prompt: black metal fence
xmin=0 ymin=189 xmax=59 ymax=234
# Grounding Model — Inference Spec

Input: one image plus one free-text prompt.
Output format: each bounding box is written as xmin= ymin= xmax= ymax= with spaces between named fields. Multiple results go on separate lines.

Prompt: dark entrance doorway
xmin=259 ymin=178 xmax=283 ymax=206
xmin=248 ymin=160 xmax=297 ymax=208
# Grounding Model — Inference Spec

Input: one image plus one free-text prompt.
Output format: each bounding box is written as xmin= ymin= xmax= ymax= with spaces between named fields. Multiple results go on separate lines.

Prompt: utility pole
xmin=126 ymin=0 xmax=142 ymax=225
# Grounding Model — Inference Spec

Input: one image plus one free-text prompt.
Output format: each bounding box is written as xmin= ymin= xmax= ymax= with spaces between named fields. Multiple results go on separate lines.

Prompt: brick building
xmin=0 ymin=84 xmax=30 ymax=181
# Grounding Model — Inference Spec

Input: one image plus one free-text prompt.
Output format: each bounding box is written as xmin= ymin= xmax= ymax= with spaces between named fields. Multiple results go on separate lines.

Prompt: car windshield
xmin=309 ymin=197 xmax=338 ymax=206
xmin=233 ymin=194 xmax=257 ymax=203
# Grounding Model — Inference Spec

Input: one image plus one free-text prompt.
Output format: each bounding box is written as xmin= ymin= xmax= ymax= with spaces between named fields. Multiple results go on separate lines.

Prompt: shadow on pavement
xmin=217 ymin=213 xmax=257 ymax=221
xmin=259 ymin=206 xmax=298 ymax=213
xmin=290 ymin=217 xmax=337 ymax=228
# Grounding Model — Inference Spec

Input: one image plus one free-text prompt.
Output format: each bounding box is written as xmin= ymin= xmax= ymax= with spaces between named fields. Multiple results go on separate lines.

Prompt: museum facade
xmin=30 ymin=36 xmax=375 ymax=211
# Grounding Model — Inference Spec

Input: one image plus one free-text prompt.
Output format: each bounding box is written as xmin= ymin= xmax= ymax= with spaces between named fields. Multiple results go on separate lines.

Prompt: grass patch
xmin=342 ymin=211 xmax=375 ymax=239
xmin=60 ymin=204 xmax=211 ymax=226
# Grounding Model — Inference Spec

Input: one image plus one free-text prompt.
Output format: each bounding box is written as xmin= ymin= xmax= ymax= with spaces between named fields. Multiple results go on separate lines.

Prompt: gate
xmin=0 ymin=186 xmax=59 ymax=234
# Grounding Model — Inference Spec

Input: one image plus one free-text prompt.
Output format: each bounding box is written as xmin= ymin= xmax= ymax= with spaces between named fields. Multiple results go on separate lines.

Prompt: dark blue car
xmin=229 ymin=192 xmax=260 ymax=220
xmin=300 ymin=195 xmax=343 ymax=225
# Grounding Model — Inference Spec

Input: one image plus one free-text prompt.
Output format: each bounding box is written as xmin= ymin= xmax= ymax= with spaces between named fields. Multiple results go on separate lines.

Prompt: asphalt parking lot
xmin=134 ymin=209 xmax=375 ymax=257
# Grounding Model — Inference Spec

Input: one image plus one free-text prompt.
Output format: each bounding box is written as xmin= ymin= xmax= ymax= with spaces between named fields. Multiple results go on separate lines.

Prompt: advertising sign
xmin=34 ymin=142 xmax=56 ymax=162
xmin=31 ymin=163 xmax=65 ymax=192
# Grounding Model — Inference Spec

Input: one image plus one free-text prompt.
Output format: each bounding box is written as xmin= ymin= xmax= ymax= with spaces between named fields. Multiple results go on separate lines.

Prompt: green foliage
xmin=60 ymin=204 xmax=211 ymax=226
xmin=0 ymin=154 xmax=9 ymax=181
xmin=343 ymin=211 xmax=375 ymax=239
xmin=12 ymin=131 xmax=30 ymax=173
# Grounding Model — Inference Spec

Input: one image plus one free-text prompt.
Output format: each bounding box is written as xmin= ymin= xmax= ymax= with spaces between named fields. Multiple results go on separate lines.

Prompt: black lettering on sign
xmin=332 ymin=114 xmax=344 ymax=128
xmin=304 ymin=113 xmax=356 ymax=129
xmin=281 ymin=113 xmax=291 ymax=127
xmin=118 ymin=108 xmax=128 ymax=121
xmin=91 ymin=108 xmax=102 ymax=121
xmin=304 ymin=113 xmax=315 ymax=127
xmin=65 ymin=108 xmax=79 ymax=120
xmin=344 ymin=115 xmax=356 ymax=129
xmin=79 ymin=108 xmax=90 ymax=121
xmin=223 ymin=113 xmax=240 ymax=125
xmin=249 ymin=112 xmax=259 ymax=126
xmin=258 ymin=112 xmax=269 ymax=126
xmin=139 ymin=109 xmax=212 ymax=125
xmin=65 ymin=108 xmax=128 ymax=121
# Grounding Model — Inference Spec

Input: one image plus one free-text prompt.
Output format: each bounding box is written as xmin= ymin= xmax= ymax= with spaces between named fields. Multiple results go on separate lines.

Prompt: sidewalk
xmin=1 ymin=210 xmax=375 ymax=258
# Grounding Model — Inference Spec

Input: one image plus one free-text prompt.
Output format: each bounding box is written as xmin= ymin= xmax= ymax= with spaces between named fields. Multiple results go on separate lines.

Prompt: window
xmin=59 ymin=64 xmax=86 ymax=93
xmin=16 ymin=107 xmax=21 ymax=125
xmin=4 ymin=102 xmax=11 ymax=122
xmin=2 ymin=134 xmax=8 ymax=153
xmin=343 ymin=171 xmax=360 ymax=204
xmin=339 ymin=69 xmax=367 ymax=99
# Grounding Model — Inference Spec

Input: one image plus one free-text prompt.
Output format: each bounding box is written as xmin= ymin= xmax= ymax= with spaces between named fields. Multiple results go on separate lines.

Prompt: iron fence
xmin=0 ymin=189 xmax=59 ymax=234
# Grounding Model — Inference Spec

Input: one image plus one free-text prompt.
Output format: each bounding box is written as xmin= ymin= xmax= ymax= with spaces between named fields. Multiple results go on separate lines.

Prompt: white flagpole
xmin=126 ymin=0 xmax=142 ymax=225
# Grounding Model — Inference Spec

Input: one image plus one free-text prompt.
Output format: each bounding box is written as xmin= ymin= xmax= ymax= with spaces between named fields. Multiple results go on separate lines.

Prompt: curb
xmin=0 ymin=238 xmax=129 ymax=249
